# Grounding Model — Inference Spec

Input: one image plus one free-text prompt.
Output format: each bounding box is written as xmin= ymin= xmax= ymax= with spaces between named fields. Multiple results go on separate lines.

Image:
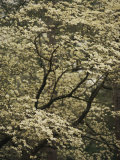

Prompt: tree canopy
xmin=0 ymin=0 xmax=120 ymax=159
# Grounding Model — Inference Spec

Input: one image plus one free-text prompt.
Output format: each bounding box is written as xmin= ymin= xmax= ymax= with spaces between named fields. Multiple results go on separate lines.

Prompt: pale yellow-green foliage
xmin=0 ymin=0 xmax=120 ymax=159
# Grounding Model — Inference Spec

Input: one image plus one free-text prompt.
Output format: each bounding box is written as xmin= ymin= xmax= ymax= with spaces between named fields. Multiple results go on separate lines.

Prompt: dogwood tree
xmin=0 ymin=0 xmax=120 ymax=159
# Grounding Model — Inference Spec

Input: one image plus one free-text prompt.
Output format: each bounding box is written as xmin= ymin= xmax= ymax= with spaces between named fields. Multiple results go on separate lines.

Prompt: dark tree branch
xmin=72 ymin=67 xmax=83 ymax=72
xmin=81 ymin=134 xmax=119 ymax=151
xmin=73 ymin=73 xmax=108 ymax=126
xmin=84 ymin=122 xmax=119 ymax=152
xmin=34 ymin=34 xmax=47 ymax=75
xmin=51 ymin=69 xmax=68 ymax=99
xmin=40 ymin=72 xmax=89 ymax=110
xmin=35 ymin=46 xmax=59 ymax=109
xmin=34 ymin=33 xmax=50 ymax=61
xmin=35 ymin=73 xmax=49 ymax=109
xmin=71 ymin=96 xmax=87 ymax=102
xmin=102 ymin=85 xmax=112 ymax=90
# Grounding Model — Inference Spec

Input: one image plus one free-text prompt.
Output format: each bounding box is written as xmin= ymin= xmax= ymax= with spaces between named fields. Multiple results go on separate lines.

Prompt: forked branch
xmin=35 ymin=46 xmax=59 ymax=109
xmin=40 ymin=72 xmax=89 ymax=110
xmin=73 ymin=73 xmax=108 ymax=126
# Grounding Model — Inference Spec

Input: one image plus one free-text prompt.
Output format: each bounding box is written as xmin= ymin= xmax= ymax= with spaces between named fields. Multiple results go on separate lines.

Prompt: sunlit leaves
xmin=0 ymin=0 xmax=120 ymax=159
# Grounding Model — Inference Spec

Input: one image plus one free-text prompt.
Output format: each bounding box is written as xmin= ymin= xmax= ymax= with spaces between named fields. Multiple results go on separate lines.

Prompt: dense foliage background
xmin=0 ymin=0 xmax=120 ymax=159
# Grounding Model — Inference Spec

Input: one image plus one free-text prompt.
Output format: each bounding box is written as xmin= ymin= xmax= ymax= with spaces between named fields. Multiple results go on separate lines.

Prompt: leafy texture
xmin=0 ymin=0 xmax=120 ymax=159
